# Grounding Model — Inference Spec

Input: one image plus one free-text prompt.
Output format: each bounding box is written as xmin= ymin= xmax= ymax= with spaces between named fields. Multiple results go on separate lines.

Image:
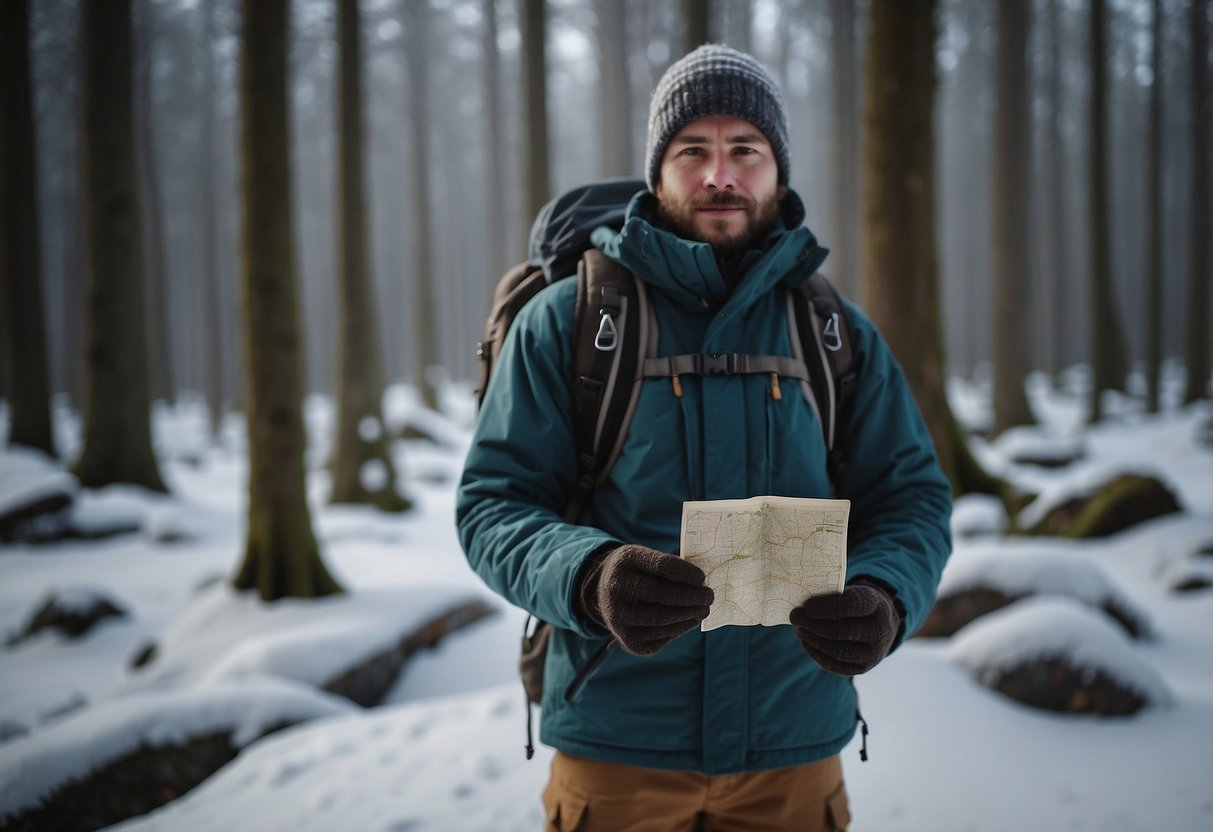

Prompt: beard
xmin=656 ymin=189 xmax=783 ymax=258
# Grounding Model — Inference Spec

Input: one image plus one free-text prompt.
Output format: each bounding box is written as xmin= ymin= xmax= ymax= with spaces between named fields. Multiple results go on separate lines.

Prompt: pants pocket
xmin=824 ymin=780 xmax=852 ymax=831
xmin=542 ymin=779 xmax=589 ymax=832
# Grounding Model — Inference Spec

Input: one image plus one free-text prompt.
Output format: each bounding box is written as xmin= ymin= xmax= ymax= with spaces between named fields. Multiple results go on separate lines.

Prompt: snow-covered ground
xmin=1 ymin=373 xmax=1211 ymax=831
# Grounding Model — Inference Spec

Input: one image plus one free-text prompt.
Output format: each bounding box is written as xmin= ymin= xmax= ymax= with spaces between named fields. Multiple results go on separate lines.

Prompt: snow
xmin=1 ymin=380 xmax=1212 ymax=831
xmin=947 ymin=596 xmax=1172 ymax=705
xmin=0 ymin=679 xmax=354 ymax=820
xmin=937 ymin=543 xmax=1150 ymax=633
xmin=0 ymin=445 xmax=76 ymax=516
xmin=1014 ymin=460 xmax=1181 ymax=531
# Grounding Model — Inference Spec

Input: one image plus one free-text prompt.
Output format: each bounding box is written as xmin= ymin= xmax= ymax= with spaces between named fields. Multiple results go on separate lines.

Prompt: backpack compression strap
xmin=792 ymin=273 xmax=857 ymax=490
xmin=567 ymin=249 xmax=643 ymax=523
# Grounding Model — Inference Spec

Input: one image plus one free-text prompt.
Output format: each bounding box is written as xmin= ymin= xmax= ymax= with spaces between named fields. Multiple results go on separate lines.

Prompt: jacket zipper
xmin=564 ymin=639 xmax=616 ymax=702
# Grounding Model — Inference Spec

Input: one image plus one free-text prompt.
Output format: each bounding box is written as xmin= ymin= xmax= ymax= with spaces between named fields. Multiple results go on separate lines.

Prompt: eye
xmin=732 ymin=146 xmax=758 ymax=156
xmin=678 ymin=146 xmax=705 ymax=157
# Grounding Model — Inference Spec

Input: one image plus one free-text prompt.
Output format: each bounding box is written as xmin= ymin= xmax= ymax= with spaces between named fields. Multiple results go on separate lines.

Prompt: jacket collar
xmin=591 ymin=189 xmax=829 ymax=313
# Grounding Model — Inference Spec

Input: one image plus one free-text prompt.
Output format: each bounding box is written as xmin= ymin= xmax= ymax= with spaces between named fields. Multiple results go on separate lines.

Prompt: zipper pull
xmin=672 ymin=374 xmax=683 ymax=398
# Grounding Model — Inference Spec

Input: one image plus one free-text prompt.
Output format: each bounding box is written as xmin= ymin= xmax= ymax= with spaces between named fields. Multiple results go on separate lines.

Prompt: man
xmin=457 ymin=44 xmax=951 ymax=832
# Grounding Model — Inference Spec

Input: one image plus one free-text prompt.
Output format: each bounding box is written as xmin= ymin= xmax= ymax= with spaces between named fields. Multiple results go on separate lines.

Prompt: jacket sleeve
xmin=456 ymin=280 xmax=618 ymax=638
xmin=837 ymin=301 xmax=953 ymax=642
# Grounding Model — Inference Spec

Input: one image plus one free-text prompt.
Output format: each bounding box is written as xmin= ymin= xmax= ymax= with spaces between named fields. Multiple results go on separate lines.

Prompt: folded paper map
xmin=680 ymin=495 xmax=850 ymax=631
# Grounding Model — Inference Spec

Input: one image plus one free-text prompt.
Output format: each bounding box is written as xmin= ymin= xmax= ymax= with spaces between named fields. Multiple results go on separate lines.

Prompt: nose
xmin=703 ymin=152 xmax=736 ymax=191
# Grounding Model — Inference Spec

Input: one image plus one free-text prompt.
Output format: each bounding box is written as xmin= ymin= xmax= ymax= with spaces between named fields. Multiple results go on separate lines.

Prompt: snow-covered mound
xmin=934 ymin=546 xmax=1151 ymax=637
xmin=0 ymin=679 xmax=354 ymax=822
xmin=948 ymin=596 xmax=1172 ymax=711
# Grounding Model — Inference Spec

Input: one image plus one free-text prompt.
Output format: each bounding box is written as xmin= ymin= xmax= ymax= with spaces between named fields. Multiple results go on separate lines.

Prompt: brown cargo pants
xmin=542 ymin=751 xmax=851 ymax=832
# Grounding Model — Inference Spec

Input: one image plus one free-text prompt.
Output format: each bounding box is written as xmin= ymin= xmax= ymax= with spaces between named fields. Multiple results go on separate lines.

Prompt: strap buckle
xmin=699 ymin=353 xmax=738 ymax=375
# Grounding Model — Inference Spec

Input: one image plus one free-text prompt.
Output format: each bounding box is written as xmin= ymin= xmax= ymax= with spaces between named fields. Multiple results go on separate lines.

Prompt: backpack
xmin=473 ymin=178 xmax=858 ymax=758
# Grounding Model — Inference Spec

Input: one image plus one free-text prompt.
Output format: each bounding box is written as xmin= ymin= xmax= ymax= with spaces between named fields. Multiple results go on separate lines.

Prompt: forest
xmin=4 ymin=0 xmax=1209 ymax=438
xmin=1 ymin=2 xmax=1212 ymax=830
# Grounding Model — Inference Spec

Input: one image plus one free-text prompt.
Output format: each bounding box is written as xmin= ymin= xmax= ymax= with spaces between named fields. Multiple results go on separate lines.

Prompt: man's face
xmin=655 ymin=115 xmax=785 ymax=257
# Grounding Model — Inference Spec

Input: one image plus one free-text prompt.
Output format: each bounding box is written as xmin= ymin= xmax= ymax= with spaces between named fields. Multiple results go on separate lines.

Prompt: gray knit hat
xmin=645 ymin=44 xmax=790 ymax=192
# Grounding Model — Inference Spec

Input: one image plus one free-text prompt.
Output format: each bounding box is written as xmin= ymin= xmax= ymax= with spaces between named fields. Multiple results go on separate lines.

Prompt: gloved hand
xmin=789 ymin=581 xmax=900 ymax=676
xmin=576 ymin=544 xmax=714 ymax=656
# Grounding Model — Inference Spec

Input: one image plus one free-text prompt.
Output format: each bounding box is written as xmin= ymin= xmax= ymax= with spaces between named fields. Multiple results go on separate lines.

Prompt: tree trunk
xmin=74 ymin=0 xmax=167 ymax=492
xmin=0 ymin=0 xmax=56 ymax=456
xmin=330 ymin=0 xmax=410 ymax=511
xmin=1184 ymin=0 xmax=1211 ymax=404
xmin=233 ymin=0 xmax=341 ymax=600
xmin=405 ymin=0 xmax=440 ymax=410
xmin=481 ymin=0 xmax=507 ymax=275
xmin=991 ymin=0 xmax=1035 ymax=436
xmin=683 ymin=0 xmax=711 ymax=54
xmin=830 ymin=0 xmax=860 ymax=298
xmin=862 ymin=0 xmax=1005 ymax=502
xmin=1146 ymin=0 xmax=1164 ymax=413
xmin=1088 ymin=0 xmax=1130 ymax=422
xmin=1046 ymin=0 xmax=1068 ymax=384
xmin=522 ymin=0 xmax=551 ymax=227
xmin=200 ymin=0 xmax=226 ymax=438
xmin=133 ymin=0 xmax=173 ymax=407
xmin=596 ymin=0 xmax=634 ymax=178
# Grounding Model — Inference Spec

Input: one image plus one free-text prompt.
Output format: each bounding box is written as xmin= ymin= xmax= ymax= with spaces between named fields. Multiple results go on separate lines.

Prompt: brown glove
xmin=576 ymin=544 xmax=714 ymax=656
xmin=789 ymin=581 xmax=900 ymax=676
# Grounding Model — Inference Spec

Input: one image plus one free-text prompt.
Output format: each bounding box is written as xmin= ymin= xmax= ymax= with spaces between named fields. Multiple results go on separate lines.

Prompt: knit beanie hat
xmin=645 ymin=44 xmax=790 ymax=192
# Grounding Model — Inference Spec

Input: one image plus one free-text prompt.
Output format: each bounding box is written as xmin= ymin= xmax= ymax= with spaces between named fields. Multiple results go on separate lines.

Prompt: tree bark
xmin=683 ymin=0 xmax=711 ymax=54
xmin=74 ymin=0 xmax=167 ymax=492
xmin=830 ymin=0 xmax=860 ymax=298
xmin=330 ymin=0 xmax=410 ymax=511
xmin=1146 ymin=0 xmax=1164 ymax=413
xmin=481 ymin=0 xmax=507 ymax=275
xmin=0 ymin=0 xmax=56 ymax=456
xmin=522 ymin=0 xmax=552 ymax=227
xmin=1184 ymin=0 xmax=1211 ymax=403
xmin=133 ymin=0 xmax=173 ymax=407
xmin=862 ymin=0 xmax=1005 ymax=501
xmin=404 ymin=0 xmax=440 ymax=410
xmin=595 ymin=0 xmax=634 ymax=178
xmin=1088 ymin=0 xmax=1130 ymax=422
xmin=991 ymin=0 xmax=1035 ymax=436
xmin=200 ymin=0 xmax=226 ymax=438
xmin=1045 ymin=0 xmax=1068 ymax=384
xmin=233 ymin=0 xmax=341 ymax=600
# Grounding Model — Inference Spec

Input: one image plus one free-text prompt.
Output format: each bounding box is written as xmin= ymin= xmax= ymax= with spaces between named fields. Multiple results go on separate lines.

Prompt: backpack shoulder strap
xmin=475 ymin=260 xmax=549 ymax=409
xmin=565 ymin=249 xmax=646 ymax=522
xmin=791 ymin=273 xmax=858 ymax=490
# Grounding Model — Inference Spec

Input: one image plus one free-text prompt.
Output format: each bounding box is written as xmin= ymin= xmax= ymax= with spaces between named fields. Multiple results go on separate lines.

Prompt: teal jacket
xmin=457 ymin=190 xmax=952 ymax=775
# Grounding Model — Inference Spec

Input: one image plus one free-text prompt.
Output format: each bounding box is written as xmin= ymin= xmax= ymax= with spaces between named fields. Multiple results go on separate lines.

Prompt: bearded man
xmin=457 ymin=44 xmax=952 ymax=832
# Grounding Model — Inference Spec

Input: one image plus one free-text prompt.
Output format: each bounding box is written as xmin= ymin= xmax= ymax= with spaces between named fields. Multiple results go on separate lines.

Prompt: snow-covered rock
xmin=948 ymin=596 xmax=1171 ymax=715
xmin=920 ymin=546 xmax=1151 ymax=638
xmin=0 ymin=680 xmax=353 ymax=831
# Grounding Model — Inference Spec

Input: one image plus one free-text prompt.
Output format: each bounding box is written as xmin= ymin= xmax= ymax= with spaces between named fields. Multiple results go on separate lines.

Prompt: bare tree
xmin=830 ymin=0 xmax=860 ymax=298
xmin=862 ymin=0 xmax=1006 ymax=501
xmin=522 ymin=0 xmax=552 ymax=226
xmin=1146 ymin=0 xmax=1164 ymax=413
xmin=596 ymin=0 xmax=634 ymax=178
xmin=1184 ymin=0 xmax=1211 ymax=404
xmin=1 ymin=0 xmax=56 ymax=456
xmin=1088 ymin=0 xmax=1130 ymax=422
xmin=404 ymin=0 xmax=441 ymax=409
xmin=990 ymin=0 xmax=1035 ymax=436
xmin=482 ymin=0 xmax=508 ymax=275
xmin=133 ymin=0 xmax=173 ymax=407
xmin=233 ymin=0 xmax=341 ymax=600
xmin=200 ymin=0 xmax=227 ymax=437
xmin=683 ymin=0 xmax=711 ymax=53
xmin=74 ymin=0 xmax=167 ymax=492
xmin=1044 ymin=0 xmax=1069 ymax=384
xmin=330 ymin=0 xmax=410 ymax=511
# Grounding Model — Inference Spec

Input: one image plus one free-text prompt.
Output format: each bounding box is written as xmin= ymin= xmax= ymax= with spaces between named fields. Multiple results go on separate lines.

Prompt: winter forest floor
xmin=1 ymin=369 xmax=1212 ymax=831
